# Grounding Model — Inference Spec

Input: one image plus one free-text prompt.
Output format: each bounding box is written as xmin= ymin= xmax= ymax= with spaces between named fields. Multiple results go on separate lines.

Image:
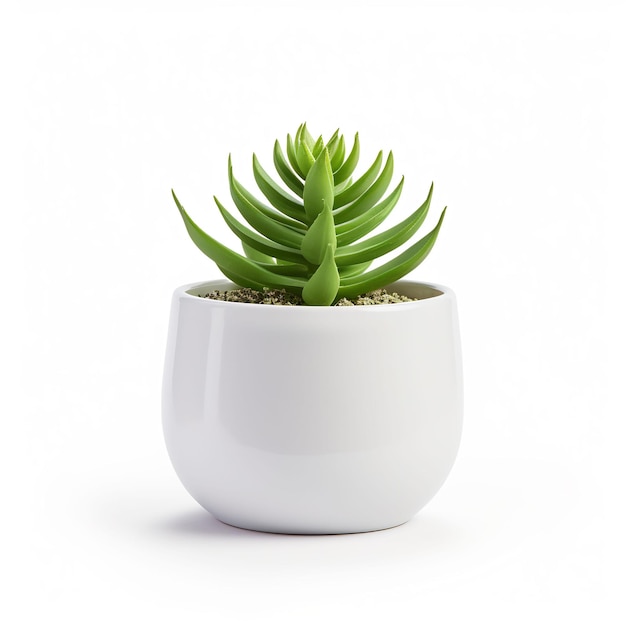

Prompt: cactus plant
xmin=172 ymin=124 xmax=446 ymax=305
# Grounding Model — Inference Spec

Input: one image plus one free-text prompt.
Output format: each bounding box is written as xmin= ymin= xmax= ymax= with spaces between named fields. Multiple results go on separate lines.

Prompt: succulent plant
xmin=173 ymin=124 xmax=446 ymax=305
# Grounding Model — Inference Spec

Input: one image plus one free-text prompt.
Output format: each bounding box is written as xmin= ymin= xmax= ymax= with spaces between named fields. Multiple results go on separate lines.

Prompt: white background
xmin=2 ymin=2 xmax=625 ymax=624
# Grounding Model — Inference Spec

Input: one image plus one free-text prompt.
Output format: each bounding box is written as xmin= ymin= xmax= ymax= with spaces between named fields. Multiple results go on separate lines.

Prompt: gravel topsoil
xmin=198 ymin=287 xmax=419 ymax=306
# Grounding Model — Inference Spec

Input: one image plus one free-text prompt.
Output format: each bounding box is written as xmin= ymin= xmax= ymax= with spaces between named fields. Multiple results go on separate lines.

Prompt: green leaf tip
xmin=302 ymin=244 xmax=340 ymax=306
xmin=303 ymin=148 xmax=334 ymax=223
xmin=301 ymin=200 xmax=336 ymax=265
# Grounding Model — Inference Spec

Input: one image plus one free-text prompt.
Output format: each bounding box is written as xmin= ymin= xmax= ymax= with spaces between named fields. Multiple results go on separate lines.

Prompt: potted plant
xmin=163 ymin=124 xmax=463 ymax=534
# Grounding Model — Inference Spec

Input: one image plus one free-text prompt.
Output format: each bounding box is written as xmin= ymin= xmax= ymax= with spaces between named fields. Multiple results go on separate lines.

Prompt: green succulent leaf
xmin=251 ymin=154 xmax=307 ymax=223
xmin=228 ymin=168 xmax=305 ymax=249
xmin=325 ymin=129 xmax=340 ymax=158
xmin=273 ymin=140 xmax=305 ymax=197
xmin=335 ymin=176 xmax=404 ymax=246
xmin=286 ymin=133 xmax=304 ymax=179
xmin=334 ymin=176 xmax=353 ymax=194
xmin=242 ymin=242 xmax=275 ymax=264
xmin=303 ymin=148 xmax=335 ymax=223
xmin=215 ymin=265 xmax=271 ymax=292
xmin=312 ymin=135 xmax=325 ymax=158
xmin=330 ymin=135 xmax=346 ymax=171
xmin=230 ymin=160 xmax=305 ymax=230
xmin=301 ymin=244 xmax=340 ymax=306
xmin=254 ymin=261 xmax=310 ymax=277
xmin=333 ymin=152 xmax=394 ymax=224
xmin=333 ymin=151 xmax=383 ymax=209
xmin=301 ymin=200 xmax=337 ymax=265
xmin=337 ymin=207 xmax=446 ymax=298
xmin=214 ymin=196 xmax=305 ymax=264
xmin=333 ymin=133 xmax=360 ymax=185
xmin=335 ymin=183 xmax=433 ymax=266
xmin=299 ymin=123 xmax=315 ymax=151
xmin=338 ymin=260 xmax=372 ymax=278
xmin=294 ymin=123 xmax=303 ymax=145
xmin=296 ymin=140 xmax=315 ymax=176
xmin=173 ymin=190 xmax=305 ymax=292
xmin=216 ymin=264 xmax=304 ymax=296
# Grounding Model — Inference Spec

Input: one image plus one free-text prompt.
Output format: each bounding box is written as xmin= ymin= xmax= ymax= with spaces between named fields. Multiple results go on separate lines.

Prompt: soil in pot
xmin=198 ymin=287 xmax=420 ymax=306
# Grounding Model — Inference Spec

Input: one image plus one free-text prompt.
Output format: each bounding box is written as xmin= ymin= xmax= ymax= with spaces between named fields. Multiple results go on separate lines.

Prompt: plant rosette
xmin=163 ymin=126 xmax=463 ymax=534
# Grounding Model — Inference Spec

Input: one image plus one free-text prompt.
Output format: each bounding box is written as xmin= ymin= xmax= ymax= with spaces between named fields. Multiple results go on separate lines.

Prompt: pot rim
xmin=172 ymin=278 xmax=455 ymax=311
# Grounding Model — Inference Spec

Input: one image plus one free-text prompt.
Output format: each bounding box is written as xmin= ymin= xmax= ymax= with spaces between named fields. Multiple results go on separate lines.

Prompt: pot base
xmin=213 ymin=513 xmax=411 ymax=536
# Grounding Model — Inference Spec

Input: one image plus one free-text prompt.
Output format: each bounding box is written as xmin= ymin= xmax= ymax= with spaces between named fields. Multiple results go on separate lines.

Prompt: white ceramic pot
xmin=162 ymin=279 xmax=463 ymax=534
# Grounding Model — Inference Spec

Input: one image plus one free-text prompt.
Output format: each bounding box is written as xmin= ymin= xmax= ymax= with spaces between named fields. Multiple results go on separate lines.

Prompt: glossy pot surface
xmin=162 ymin=279 xmax=463 ymax=534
